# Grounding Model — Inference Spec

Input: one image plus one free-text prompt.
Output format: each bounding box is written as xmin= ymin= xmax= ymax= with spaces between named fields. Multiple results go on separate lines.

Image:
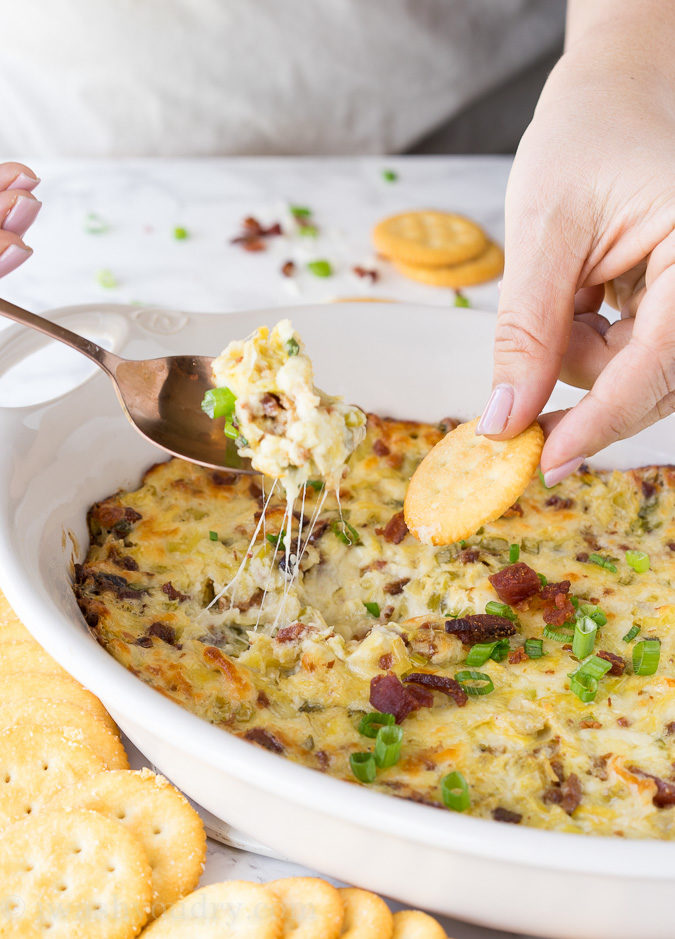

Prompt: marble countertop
xmin=1 ymin=156 xmax=537 ymax=939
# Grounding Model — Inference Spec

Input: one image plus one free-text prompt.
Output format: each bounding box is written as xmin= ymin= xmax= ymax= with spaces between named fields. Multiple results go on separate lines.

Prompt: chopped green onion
xmin=331 ymin=519 xmax=360 ymax=546
xmin=374 ymin=725 xmax=403 ymax=768
xmin=201 ymin=387 xmax=236 ymax=420
xmin=489 ymin=639 xmax=510 ymax=663
xmin=625 ymin=550 xmax=650 ymax=573
xmin=349 ymin=752 xmax=376 ymax=783
xmin=223 ymin=422 xmax=238 ymax=440
xmin=306 ymin=479 xmax=324 ymax=492
xmin=358 ymin=712 xmax=395 ymax=739
xmin=633 ymin=639 xmax=660 ymax=676
xmin=570 ymin=596 xmax=580 ymax=609
xmin=588 ymin=553 xmax=618 ymax=573
xmin=84 ymin=212 xmax=109 ymax=235
xmin=575 ymin=656 xmax=612 ymax=681
xmin=543 ymin=625 xmax=574 ymax=643
xmin=382 ymin=169 xmax=398 ymax=182
xmin=453 ymin=292 xmax=470 ymax=308
xmin=485 ymin=600 xmax=517 ymax=622
xmin=572 ymin=616 xmax=598 ymax=660
xmin=290 ymin=205 xmax=312 ymax=218
xmin=465 ymin=640 xmax=508 ymax=667
xmin=209 ymin=530 xmax=218 ymax=542
xmin=536 ymin=573 xmax=548 ymax=587
xmin=363 ymin=601 xmax=380 ymax=618
xmin=578 ymin=604 xmax=607 ymax=627
xmin=286 ymin=337 xmax=300 ymax=356
xmin=441 ymin=771 xmax=470 ymax=811
xmin=266 ymin=532 xmax=286 ymax=550
xmin=524 ymin=638 xmax=544 ymax=659
xmin=96 ymin=268 xmax=117 ymax=288
xmin=307 ymin=259 xmax=333 ymax=278
xmin=298 ymin=224 xmax=318 ymax=238
xmin=570 ymin=671 xmax=598 ymax=703
xmin=454 ymin=669 xmax=494 ymax=696
xmin=509 ymin=544 xmax=520 ymax=563
xmin=623 ymin=624 xmax=641 ymax=643
xmin=173 ymin=226 xmax=189 ymax=240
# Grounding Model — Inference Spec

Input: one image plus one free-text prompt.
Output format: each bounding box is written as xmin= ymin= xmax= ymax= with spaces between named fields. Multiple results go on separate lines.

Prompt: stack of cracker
xmin=373 ymin=210 xmax=503 ymax=288
xmin=0 ymin=590 xmax=451 ymax=938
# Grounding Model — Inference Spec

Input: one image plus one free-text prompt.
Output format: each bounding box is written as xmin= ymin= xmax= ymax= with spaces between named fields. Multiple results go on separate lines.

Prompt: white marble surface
xmin=1 ymin=156 xmax=535 ymax=939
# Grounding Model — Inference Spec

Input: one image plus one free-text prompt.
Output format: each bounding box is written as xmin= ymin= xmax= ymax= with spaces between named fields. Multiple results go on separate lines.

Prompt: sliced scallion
xmin=306 ymin=479 xmax=324 ymax=491
xmin=363 ymin=601 xmax=380 ymax=618
xmin=441 ymin=771 xmax=470 ymax=811
xmin=201 ymin=386 xmax=236 ymax=420
xmin=578 ymin=604 xmax=607 ymax=627
xmin=623 ymin=624 xmax=641 ymax=643
xmin=349 ymin=752 xmax=376 ymax=783
xmin=466 ymin=640 xmax=508 ymax=667
xmin=286 ymin=337 xmax=300 ymax=356
xmin=374 ymin=725 xmax=403 ymax=768
xmin=382 ymin=169 xmax=398 ymax=182
xmin=509 ymin=543 xmax=520 ymax=563
xmin=453 ymin=292 xmax=470 ymax=308
xmin=524 ymin=638 xmax=544 ymax=659
xmin=588 ymin=553 xmax=617 ymax=573
xmin=173 ymin=226 xmax=189 ymax=240
xmin=96 ymin=268 xmax=117 ymax=288
xmin=625 ymin=550 xmax=650 ymax=573
xmin=454 ymin=669 xmax=494 ymax=696
xmin=358 ymin=712 xmax=395 ymax=739
xmin=572 ymin=616 xmax=598 ymax=660
xmin=307 ymin=259 xmax=333 ymax=278
xmin=575 ymin=655 xmax=612 ymax=681
xmin=633 ymin=639 xmax=660 ymax=676
xmin=209 ymin=530 xmax=218 ymax=542
xmin=331 ymin=519 xmax=360 ymax=546
xmin=543 ymin=625 xmax=574 ymax=643
xmin=485 ymin=600 xmax=517 ymax=622
xmin=570 ymin=672 xmax=598 ymax=703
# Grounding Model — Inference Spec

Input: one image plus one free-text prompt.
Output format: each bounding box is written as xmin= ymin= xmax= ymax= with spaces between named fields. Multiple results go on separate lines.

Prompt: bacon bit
xmin=315 ymin=750 xmax=330 ymax=769
xmin=543 ymin=594 xmax=575 ymax=628
xmin=275 ymin=622 xmax=308 ymax=643
xmin=108 ymin=548 xmax=139 ymax=572
xmin=628 ymin=766 xmax=675 ymax=807
xmin=550 ymin=759 xmax=565 ymax=783
xmin=508 ymin=647 xmax=527 ymax=664
xmin=641 ymin=479 xmax=657 ymax=499
xmin=582 ymin=531 xmax=601 ymax=550
xmin=162 ymin=581 xmax=189 ymax=602
xmin=591 ymin=755 xmax=609 ymax=780
xmin=445 ymin=614 xmax=516 ymax=645
xmin=136 ymin=636 xmax=152 ymax=648
xmin=492 ymin=807 xmax=522 ymax=824
xmin=372 ymin=438 xmax=390 ymax=457
xmin=384 ymin=578 xmax=409 ymax=595
xmin=539 ymin=580 xmax=571 ymax=600
xmin=617 ymin=716 xmax=631 ymax=728
xmin=147 ymin=622 xmax=176 ymax=645
xmin=580 ymin=719 xmax=602 ymax=729
xmin=459 ymin=548 xmax=480 ymax=564
xmin=257 ymin=691 xmax=270 ymax=708
xmin=378 ymin=653 xmax=393 ymax=670
xmin=382 ymin=605 xmax=395 ymax=621
xmin=281 ymin=260 xmax=296 ymax=277
xmin=243 ymin=727 xmax=285 ymax=754
xmin=438 ymin=416 xmax=459 ymax=434
xmin=386 ymin=452 xmax=404 ymax=470
xmin=381 ymin=511 xmax=408 ymax=544
xmin=560 ymin=774 xmax=582 ymax=814
xmin=369 ymin=673 xmax=434 ymax=724
xmin=665 ymin=722 xmax=675 ymax=736
xmin=242 ymin=238 xmax=266 ymax=252
xmin=232 ymin=589 xmax=264 ymax=613
xmin=352 ymin=265 xmax=379 ymax=282
xmin=545 ymin=495 xmax=574 ymax=509
xmin=361 ymin=559 xmax=387 ymax=573
xmin=489 ymin=562 xmax=541 ymax=604
xmin=403 ymin=671 xmax=468 ymax=707
xmin=668 ymin=543 xmax=675 ymax=552
xmin=576 ymin=552 xmax=589 ymax=562
xmin=211 ymin=471 xmax=237 ymax=486
xmin=502 ymin=501 xmax=524 ymax=518
xmin=231 ymin=217 xmax=282 ymax=251
xmin=91 ymin=572 xmax=147 ymax=601
xmin=597 ymin=650 xmax=626 ymax=676
xmin=260 ymin=392 xmax=282 ymax=417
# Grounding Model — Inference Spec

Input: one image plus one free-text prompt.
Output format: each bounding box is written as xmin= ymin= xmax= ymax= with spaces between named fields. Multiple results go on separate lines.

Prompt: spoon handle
xmin=0 ymin=297 xmax=120 ymax=375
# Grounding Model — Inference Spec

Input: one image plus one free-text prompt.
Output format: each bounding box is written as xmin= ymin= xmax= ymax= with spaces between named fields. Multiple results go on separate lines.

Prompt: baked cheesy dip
xmin=74 ymin=414 xmax=675 ymax=839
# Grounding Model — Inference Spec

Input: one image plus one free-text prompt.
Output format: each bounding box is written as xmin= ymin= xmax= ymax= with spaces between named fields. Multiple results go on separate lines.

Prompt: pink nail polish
xmin=542 ymin=456 xmax=585 ymax=488
xmin=7 ymin=172 xmax=40 ymax=192
xmin=476 ymin=383 xmax=514 ymax=435
xmin=0 ymin=243 xmax=32 ymax=277
xmin=3 ymin=196 xmax=41 ymax=237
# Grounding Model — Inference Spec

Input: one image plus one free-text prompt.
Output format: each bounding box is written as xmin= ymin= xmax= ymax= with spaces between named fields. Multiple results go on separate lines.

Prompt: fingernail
xmin=542 ymin=456 xmax=585 ymax=488
xmin=497 ymin=279 xmax=503 ymax=291
xmin=3 ymin=196 xmax=41 ymax=236
xmin=0 ymin=243 xmax=32 ymax=276
xmin=476 ymin=383 xmax=514 ymax=435
xmin=8 ymin=172 xmax=40 ymax=192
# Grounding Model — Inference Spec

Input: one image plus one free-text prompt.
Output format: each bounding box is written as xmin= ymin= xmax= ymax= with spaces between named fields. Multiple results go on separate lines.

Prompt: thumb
xmin=478 ymin=196 xmax=584 ymax=439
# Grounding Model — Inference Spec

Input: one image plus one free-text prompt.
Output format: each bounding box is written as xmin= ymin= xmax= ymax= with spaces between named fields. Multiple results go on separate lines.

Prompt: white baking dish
xmin=0 ymin=301 xmax=673 ymax=939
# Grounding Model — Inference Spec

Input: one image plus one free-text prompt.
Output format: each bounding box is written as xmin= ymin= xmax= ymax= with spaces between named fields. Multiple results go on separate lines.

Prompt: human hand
xmin=477 ymin=26 xmax=675 ymax=485
xmin=0 ymin=163 xmax=41 ymax=278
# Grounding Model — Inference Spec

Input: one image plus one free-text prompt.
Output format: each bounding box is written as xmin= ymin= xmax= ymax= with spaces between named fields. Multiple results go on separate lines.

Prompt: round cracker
xmin=404 ymin=417 xmax=543 ymax=545
xmin=392 ymin=910 xmax=447 ymax=938
xmin=373 ymin=212 xmax=487 ymax=267
xmin=0 ymin=671 xmax=117 ymax=734
xmin=0 ymin=698 xmax=127 ymax=770
xmin=268 ymin=877 xmax=343 ymax=939
xmin=0 ymin=808 xmax=152 ymax=939
xmin=339 ymin=887 xmax=393 ymax=938
xmin=140 ymin=880 xmax=282 ymax=938
xmin=0 ymin=639 xmax=70 ymax=679
xmin=0 ymin=592 xmax=33 ymax=642
xmin=44 ymin=768 xmax=205 ymax=919
xmin=393 ymin=242 xmax=504 ymax=288
xmin=0 ymin=723 xmax=107 ymax=829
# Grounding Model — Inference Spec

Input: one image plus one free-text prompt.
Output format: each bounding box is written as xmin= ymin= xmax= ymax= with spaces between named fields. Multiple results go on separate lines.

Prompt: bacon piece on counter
xmin=403 ymin=672 xmax=468 ymax=708
xmin=628 ymin=767 xmax=675 ymax=807
xmin=489 ymin=562 xmax=541 ymax=604
xmin=445 ymin=614 xmax=516 ymax=645
xmin=369 ymin=673 xmax=433 ymax=724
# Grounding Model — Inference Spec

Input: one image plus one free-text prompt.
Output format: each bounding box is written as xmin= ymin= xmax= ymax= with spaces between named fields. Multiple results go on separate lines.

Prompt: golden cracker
xmin=0 ymin=808 xmax=152 ymax=939
xmin=45 ymin=768 xmax=205 ymax=919
xmin=0 ymin=698 xmax=127 ymax=770
xmin=392 ymin=910 xmax=448 ymax=938
xmin=339 ymin=887 xmax=394 ymax=938
xmin=393 ymin=241 xmax=504 ymax=288
xmin=0 ymin=591 xmax=33 ymax=641
xmin=404 ymin=417 xmax=543 ymax=545
xmin=0 ymin=639 xmax=70 ymax=679
xmin=0 ymin=723 xmax=107 ymax=829
xmin=269 ymin=877 xmax=343 ymax=939
xmin=373 ymin=212 xmax=487 ymax=267
xmin=0 ymin=671 xmax=117 ymax=734
xmin=140 ymin=880 xmax=283 ymax=938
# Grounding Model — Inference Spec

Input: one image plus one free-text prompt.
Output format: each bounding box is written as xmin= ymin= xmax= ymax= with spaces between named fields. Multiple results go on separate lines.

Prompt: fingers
xmin=574 ymin=285 xmax=604 ymax=315
xmin=0 ymin=163 xmax=40 ymax=193
xmin=0 ymin=190 xmax=42 ymax=238
xmin=541 ymin=262 xmax=675 ymax=479
xmin=0 ymin=231 xmax=33 ymax=277
xmin=559 ymin=316 xmax=634 ymax=388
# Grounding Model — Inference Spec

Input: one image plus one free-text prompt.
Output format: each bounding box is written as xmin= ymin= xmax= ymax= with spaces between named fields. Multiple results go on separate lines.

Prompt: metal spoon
xmin=0 ymin=297 xmax=256 ymax=473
